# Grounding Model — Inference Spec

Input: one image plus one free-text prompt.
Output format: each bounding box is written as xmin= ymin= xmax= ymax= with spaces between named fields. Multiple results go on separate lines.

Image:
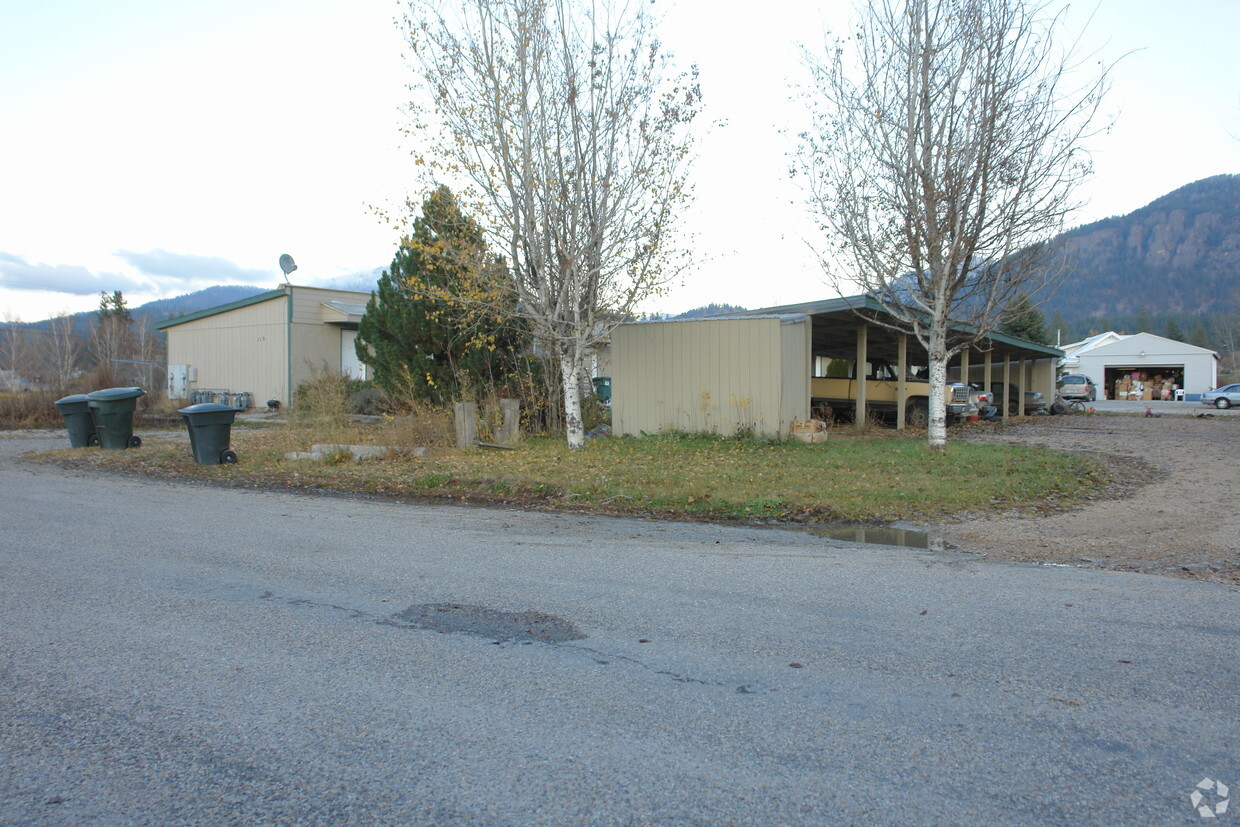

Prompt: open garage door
xmin=1105 ymin=365 xmax=1184 ymax=401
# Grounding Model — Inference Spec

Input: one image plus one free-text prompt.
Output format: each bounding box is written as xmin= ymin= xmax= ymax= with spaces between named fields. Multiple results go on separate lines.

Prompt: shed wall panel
xmin=165 ymin=296 xmax=288 ymax=403
xmin=613 ymin=319 xmax=784 ymax=436
xmin=780 ymin=320 xmax=810 ymax=430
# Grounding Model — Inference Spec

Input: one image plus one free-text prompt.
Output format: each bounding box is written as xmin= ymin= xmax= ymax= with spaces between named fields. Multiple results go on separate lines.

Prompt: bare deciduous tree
xmin=402 ymin=0 xmax=700 ymax=447
xmin=1 ymin=313 xmax=30 ymax=390
xmin=800 ymin=0 xmax=1110 ymax=447
xmin=46 ymin=312 xmax=82 ymax=392
xmin=90 ymin=290 xmax=135 ymax=387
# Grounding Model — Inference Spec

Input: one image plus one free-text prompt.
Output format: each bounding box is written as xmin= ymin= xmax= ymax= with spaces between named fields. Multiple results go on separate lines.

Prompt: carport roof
xmin=730 ymin=294 xmax=1063 ymax=364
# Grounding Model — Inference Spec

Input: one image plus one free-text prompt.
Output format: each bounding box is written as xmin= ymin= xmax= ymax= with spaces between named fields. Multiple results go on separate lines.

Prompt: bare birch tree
xmin=800 ymin=0 xmax=1109 ymax=447
xmin=46 ymin=312 xmax=82 ymax=392
xmin=90 ymin=290 xmax=135 ymax=387
xmin=1 ymin=313 xmax=30 ymax=390
xmin=402 ymin=0 xmax=699 ymax=448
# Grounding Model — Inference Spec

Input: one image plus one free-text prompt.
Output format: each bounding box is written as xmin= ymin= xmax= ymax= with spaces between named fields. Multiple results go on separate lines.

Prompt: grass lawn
xmin=32 ymin=420 xmax=1110 ymax=525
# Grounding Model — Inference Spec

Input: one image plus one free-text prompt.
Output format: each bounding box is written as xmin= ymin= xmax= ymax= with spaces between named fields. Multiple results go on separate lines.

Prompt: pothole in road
xmin=384 ymin=603 xmax=587 ymax=643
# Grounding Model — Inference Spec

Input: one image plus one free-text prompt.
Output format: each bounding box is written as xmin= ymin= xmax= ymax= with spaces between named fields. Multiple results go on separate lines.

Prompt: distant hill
xmin=136 ymin=285 xmax=270 ymax=326
xmin=673 ymin=303 xmax=748 ymax=319
xmin=1047 ymin=174 xmax=1240 ymax=321
xmin=21 ymin=285 xmax=270 ymax=339
xmin=20 ymin=273 xmax=388 ymax=339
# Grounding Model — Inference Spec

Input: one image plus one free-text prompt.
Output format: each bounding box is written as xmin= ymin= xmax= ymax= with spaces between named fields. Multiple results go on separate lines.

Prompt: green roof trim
xmin=740 ymin=293 xmax=1062 ymax=358
xmin=155 ymin=289 xmax=287 ymax=329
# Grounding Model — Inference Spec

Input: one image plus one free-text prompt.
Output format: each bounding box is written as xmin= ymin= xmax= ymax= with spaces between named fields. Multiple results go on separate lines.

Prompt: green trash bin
xmin=54 ymin=394 xmax=100 ymax=448
xmin=85 ymin=387 xmax=145 ymax=450
xmin=178 ymin=403 xmax=240 ymax=464
xmin=591 ymin=376 xmax=612 ymax=404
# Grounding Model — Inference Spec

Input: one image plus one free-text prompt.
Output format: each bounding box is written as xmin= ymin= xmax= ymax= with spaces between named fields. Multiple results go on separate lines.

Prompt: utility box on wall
xmin=167 ymin=365 xmax=189 ymax=400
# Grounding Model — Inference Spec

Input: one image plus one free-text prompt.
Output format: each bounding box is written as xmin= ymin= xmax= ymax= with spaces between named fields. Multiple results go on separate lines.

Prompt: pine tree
xmin=1189 ymin=322 xmax=1211 ymax=349
xmin=998 ymin=294 xmax=1051 ymax=345
xmin=356 ymin=187 xmax=521 ymax=404
xmin=1164 ymin=319 xmax=1184 ymax=341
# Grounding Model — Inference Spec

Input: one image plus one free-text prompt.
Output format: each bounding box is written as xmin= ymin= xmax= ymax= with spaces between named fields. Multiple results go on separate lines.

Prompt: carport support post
xmin=984 ymin=354 xmax=993 ymax=402
xmin=1017 ymin=359 xmax=1027 ymax=418
xmin=960 ymin=349 xmax=970 ymax=386
xmin=896 ymin=333 xmax=907 ymax=430
xmin=855 ymin=324 xmax=868 ymax=430
xmin=1002 ymin=356 xmax=1011 ymax=420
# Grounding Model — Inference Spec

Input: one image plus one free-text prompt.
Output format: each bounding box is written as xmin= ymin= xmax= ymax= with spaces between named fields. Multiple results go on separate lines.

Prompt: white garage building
xmin=1060 ymin=331 xmax=1219 ymax=400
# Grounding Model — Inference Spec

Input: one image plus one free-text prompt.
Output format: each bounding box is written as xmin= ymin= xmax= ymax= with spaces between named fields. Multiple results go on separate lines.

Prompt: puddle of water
xmin=385 ymin=603 xmax=586 ymax=643
xmin=805 ymin=524 xmax=955 ymax=551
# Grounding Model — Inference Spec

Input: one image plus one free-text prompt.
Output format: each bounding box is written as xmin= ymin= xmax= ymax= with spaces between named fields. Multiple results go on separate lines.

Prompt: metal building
xmin=612 ymin=295 xmax=1062 ymax=437
xmin=157 ymin=284 xmax=371 ymax=408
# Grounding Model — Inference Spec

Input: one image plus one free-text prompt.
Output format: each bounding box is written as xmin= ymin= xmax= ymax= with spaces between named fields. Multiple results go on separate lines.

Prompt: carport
xmin=610 ymin=295 xmax=1062 ymax=438
xmin=742 ymin=295 xmax=1063 ymax=429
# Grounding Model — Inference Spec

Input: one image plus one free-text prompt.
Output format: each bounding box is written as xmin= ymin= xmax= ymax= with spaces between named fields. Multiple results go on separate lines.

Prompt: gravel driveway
xmin=944 ymin=411 xmax=1240 ymax=584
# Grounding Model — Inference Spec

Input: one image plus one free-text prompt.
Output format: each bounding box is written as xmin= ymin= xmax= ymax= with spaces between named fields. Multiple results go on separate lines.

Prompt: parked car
xmin=1057 ymin=373 xmax=1097 ymax=402
xmin=1201 ymin=384 xmax=1240 ymax=409
xmin=990 ymin=383 xmax=1048 ymax=416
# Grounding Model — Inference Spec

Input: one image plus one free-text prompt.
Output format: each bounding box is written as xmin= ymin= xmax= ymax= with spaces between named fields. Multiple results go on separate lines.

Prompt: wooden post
xmin=499 ymin=398 xmax=521 ymax=445
xmin=454 ymin=401 xmax=477 ymax=448
xmin=960 ymin=348 xmax=971 ymax=386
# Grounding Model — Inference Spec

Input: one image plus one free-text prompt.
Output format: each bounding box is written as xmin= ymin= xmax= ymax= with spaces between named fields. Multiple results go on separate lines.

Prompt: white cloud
xmin=115 ymin=249 xmax=271 ymax=284
xmin=0 ymin=252 xmax=148 ymax=296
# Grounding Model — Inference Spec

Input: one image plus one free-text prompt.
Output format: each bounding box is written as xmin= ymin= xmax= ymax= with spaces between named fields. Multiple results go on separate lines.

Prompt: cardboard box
xmin=791 ymin=418 xmax=827 ymax=434
xmin=792 ymin=431 xmax=828 ymax=444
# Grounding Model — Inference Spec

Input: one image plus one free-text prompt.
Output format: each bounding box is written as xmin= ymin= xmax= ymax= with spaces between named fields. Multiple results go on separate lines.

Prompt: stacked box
xmin=791 ymin=418 xmax=828 ymax=444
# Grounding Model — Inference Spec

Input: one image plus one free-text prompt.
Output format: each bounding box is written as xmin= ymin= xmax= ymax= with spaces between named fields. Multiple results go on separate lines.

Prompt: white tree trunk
xmin=927 ymin=320 xmax=949 ymax=450
xmin=559 ymin=352 xmax=586 ymax=450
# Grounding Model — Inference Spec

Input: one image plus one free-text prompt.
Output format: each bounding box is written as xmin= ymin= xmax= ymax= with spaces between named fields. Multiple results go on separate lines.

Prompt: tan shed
xmin=157 ymin=284 xmax=372 ymax=408
xmin=612 ymin=314 xmax=810 ymax=437
xmin=611 ymin=294 xmax=1062 ymax=436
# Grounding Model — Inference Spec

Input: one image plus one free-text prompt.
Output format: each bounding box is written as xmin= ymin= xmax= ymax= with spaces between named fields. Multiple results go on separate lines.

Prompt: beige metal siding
xmin=613 ymin=318 xmax=784 ymax=436
xmin=288 ymin=286 xmax=375 ymax=397
xmin=165 ymin=295 xmax=288 ymax=403
xmin=779 ymin=319 xmax=810 ymax=430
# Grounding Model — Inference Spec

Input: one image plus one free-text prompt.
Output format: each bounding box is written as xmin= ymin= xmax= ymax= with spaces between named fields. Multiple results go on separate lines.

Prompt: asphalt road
xmin=2 ymin=432 xmax=1237 ymax=825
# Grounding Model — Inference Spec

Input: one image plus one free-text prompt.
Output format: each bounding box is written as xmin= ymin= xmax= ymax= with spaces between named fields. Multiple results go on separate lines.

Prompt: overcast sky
xmin=1 ymin=0 xmax=1237 ymax=323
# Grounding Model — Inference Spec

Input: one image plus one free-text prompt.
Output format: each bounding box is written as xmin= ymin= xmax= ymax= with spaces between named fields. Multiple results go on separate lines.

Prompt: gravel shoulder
xmin=941 ymin=412 xmax=1240 ymax=585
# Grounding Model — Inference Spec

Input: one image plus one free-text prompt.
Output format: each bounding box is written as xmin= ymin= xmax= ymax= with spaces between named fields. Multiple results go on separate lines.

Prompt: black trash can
xmin=53 ymin=394 xmax=100 ymax=448
xmin=85 ymin=387 xmax=145 ymax=450
xmin=591 ymin=376 xmax=612 ymax=404
xmin=178 ymin=403 xmax=241 ymax=464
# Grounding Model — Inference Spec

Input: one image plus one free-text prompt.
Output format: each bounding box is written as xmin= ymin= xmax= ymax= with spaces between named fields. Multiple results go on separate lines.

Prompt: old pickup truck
xmin=811 ymin=357 xmax=973 ymax=427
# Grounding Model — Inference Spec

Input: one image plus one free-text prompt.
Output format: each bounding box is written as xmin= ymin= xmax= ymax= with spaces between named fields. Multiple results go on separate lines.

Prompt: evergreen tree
xmin=1189 ymin=322 xmax=1211 ymax=349
xmin=998 ymin=294 xmax=1051 ymax=345
xmin=356 ymin=186 xmax=521 ymax=404
xmin=1164 ymin=319 xmax=1184 ymax=341
xmin=1134 ymin=305 xmax=1151 ymax=333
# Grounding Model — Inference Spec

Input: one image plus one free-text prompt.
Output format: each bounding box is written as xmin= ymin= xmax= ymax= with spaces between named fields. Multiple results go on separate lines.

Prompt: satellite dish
xmin=279 ymin=254 xmax=297 ymax=278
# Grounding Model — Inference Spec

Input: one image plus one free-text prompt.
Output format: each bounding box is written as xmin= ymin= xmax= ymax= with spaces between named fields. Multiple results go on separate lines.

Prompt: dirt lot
xmin=941 ymin=412 xmax=1240 ymax=585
